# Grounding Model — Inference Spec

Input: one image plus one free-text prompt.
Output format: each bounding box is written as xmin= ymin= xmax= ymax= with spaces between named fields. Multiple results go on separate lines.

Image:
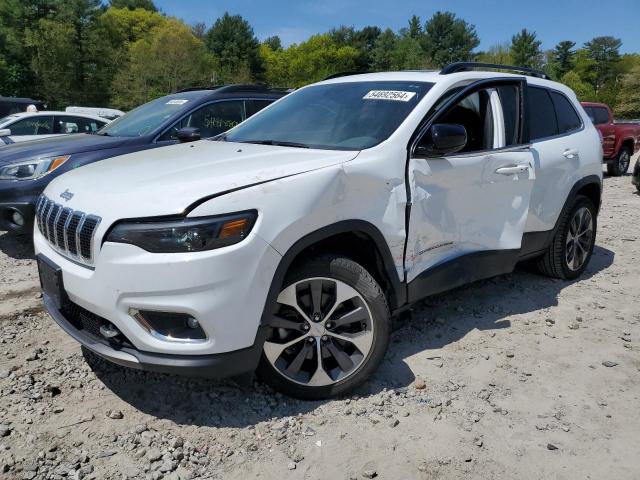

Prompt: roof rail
xmin=440 ymin=62 xmax=552 ymax=80
xmin=175 ymin=84 xmax=292 ymax=94
xmin=323 ymin=71 xmax=370 ymax=80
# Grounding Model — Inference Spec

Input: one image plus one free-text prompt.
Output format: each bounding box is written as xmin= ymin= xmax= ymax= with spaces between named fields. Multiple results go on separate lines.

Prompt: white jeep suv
xmin=35 ymin=64 xmax=603 ymax=399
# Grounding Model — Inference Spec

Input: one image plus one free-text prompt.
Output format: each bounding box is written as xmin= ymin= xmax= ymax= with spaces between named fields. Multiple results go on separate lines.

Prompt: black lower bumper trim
xmin=43 ymin=295 xmax=268 ymax=379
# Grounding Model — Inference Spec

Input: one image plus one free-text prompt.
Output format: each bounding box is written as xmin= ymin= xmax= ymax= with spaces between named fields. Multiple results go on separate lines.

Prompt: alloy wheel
xmin=263 ymin=277 xmax=374 ymax=387
xmin=565 ymin=206 xmax=594 ymax=271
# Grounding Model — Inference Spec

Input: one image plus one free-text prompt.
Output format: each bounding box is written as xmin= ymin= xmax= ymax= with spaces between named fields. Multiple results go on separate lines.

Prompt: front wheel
xmin=256 ymin=256 xmax=390 ymax=399
xmin=607 ymin=146 xmax=631 ymax=176
xmin=536 ymin=195 xmax=597 ymax=280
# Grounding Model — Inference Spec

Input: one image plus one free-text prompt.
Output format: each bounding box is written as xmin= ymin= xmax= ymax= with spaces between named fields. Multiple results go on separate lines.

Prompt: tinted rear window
xmin=551 ymin=92 xmax=582 ymax=134
xmin=528 ymin=87 xmax=558 ymax=141
xmin=593 ymin=107 xmax=609 ymax=125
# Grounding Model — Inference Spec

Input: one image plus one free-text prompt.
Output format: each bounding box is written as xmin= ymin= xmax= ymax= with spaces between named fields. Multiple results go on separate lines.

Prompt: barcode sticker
xmin=363 ymin=90 xmax=417 ymax=102
xmin=166 ymin=99 xmax=189 ymax=105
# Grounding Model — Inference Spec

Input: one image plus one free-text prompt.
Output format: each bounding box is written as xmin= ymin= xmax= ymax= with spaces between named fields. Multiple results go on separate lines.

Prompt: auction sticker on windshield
xmin=166 ymin=99 xmax=189 ymax=105
xmin=363 ymin=90 xmax=417 ymax=102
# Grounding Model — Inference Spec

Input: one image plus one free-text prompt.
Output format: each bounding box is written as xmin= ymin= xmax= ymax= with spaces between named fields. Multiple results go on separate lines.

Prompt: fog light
xmin=186 ymin=317 xmax=200 ymax=329
xmin=129 ymin=308 xmax=206 ymax=342
xmin=11 ymin=210 xmax=24 ymax=227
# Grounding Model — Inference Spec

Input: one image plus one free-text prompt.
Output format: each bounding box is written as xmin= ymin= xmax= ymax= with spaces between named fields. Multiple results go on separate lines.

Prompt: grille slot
xmin=36 ymin=195 xmax=101 ymax=267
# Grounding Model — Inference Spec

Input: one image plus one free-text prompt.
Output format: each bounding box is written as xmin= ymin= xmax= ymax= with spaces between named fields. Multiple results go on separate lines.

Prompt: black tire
xmin=536 ymin=195 xmax=597 ymax=280
xmin=256 ymin=255 xmax=390 ymax=400
xmin=607 ymin=146 xmax=631 ymax=176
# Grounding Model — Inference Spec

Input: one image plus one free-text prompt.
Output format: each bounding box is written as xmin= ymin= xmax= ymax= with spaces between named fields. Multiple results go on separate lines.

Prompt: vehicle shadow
xmin=86 ymin=245 xmax=614 ymax=428
xmin=0 ymin=231 xmax=35 ymax=260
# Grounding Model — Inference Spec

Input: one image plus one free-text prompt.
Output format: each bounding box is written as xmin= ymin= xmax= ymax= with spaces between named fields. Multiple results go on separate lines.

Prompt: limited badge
xmin=363 ymin=90 xmax=417 ymax=102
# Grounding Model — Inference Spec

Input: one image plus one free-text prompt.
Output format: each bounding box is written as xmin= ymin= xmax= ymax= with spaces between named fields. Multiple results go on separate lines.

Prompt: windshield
xmin=224 ymin=81 xmax=433 ymax=150
xmin=97 ymin=96 xmax=192 ymax=137
xmin=0 ymin=115 xmax=19 ymax=126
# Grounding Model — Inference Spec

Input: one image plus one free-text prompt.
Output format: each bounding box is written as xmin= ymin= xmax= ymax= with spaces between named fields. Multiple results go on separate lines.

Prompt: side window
xmin=593 ymin=108 xmax=609 ymax=125
xmin=584 ymin=107 xmax=596 ymax=124
xmin=527 ymin=87 xmax=558 ymax=141
xmin=434 ymin=89 xmax=494 ymax=153
xmin=550 ymin=92 xmax=582 ymax=134
xmin=496 ymin=85 xmax=520 ymax=147
xmin=7 ymin=116 xmax=53 ymax=135
xmin=245 ymin=99 xmax=272 ymax=117
xmin=159 ymin=101 xmax=245 ymax=141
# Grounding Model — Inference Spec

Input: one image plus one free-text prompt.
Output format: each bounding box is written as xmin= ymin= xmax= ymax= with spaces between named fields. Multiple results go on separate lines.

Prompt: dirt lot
xmin=1 ymin=165 xmax=639 ymax=480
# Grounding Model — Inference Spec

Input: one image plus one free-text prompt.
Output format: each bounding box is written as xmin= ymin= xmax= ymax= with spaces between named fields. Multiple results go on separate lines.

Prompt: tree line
xmin=1 ymin=0 xmax=638 ymax=117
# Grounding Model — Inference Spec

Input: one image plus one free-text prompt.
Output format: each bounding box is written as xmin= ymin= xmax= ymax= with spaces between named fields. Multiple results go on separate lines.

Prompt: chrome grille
xmin=36 ymin=195 xmax=101 ymax=267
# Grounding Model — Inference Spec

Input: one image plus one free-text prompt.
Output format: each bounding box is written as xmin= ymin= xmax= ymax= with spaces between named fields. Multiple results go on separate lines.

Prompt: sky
xmin=155 ymin=0 xmax=638 ymax=54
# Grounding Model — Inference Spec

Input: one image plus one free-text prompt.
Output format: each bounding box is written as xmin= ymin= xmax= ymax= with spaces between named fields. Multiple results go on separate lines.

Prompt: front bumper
xmin=43 ymin=295 xmax=269 ymax=377
xmin=34 ymin=224 xmax=282 ymax=360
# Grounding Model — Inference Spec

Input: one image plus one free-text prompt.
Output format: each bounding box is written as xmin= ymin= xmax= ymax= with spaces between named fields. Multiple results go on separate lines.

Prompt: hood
xmin=0 ymin=134 xmax=132 ymax=166
xmin=44 ymin=140 xmax=358 ymax=224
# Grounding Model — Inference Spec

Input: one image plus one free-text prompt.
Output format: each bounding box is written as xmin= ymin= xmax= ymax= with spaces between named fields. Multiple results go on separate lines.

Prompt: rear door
xmin=406 ymin=79 xmax=535 ymax=297
xmin=524 ymin=86 xmax=585 ymax=233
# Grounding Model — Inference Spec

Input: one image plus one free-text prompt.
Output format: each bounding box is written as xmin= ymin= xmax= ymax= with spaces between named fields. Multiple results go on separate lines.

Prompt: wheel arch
xmin=259 ymin=220 xmax=406 ymax=329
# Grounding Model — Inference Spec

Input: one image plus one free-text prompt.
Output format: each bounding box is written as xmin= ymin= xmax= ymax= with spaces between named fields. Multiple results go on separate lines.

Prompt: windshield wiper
xmin=240 ymin=140 xmax=309 ymax=148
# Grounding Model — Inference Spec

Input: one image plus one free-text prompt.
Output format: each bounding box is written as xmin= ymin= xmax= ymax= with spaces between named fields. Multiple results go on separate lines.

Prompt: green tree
xmin=583 ymin=36 xmax=622 ymax=93
xmin=192 ymin=22 xmax=206 ymax=40
xmin=370 ymin=28 xmax=398 ymax=71
xmin=614 ymin=65 xmax=640 ymax=119
xmin=205 ymin=12 xmax=262 ymax=82
xmin=109 ymin=0 xmax=157 ymax=11
xmin=329 ymin=25 xmax=381 ymax=70
xmin=260 ymin=34 xmax=359 ymax=87
xmin=560 ymin=71 xmax=596 ymax=101
xmin=263 ymin=35 xmax=282 ymax=51
xmin=551 ymin=40 xmax=576 ymax=78
xmin=111 ymin=19 xmax=216 ymax=109
xmin=422 ymin=11 xmax=479 ymax=67
xmin=476 ymin=43 xmax=513 ymax=65
xmin=510 ymin=29 xmax=542 ymax=68
xmin=403 ymin=15 xmax=422 ymax=39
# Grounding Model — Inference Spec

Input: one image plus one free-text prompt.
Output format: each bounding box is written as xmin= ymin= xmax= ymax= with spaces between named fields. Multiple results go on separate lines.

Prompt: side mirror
xmin=176 ymin=127 xmax=201 ymax=143
xmin=0 ymin=129 xmax=11 ymax=137
xmin=414 ymin=123 xmax=467 ymax=157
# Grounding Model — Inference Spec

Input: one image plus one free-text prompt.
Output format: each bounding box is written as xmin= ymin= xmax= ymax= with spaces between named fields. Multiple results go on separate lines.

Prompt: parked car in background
xmin=633 ymin=157 xmax=640 ymax=193
xmin=34 ymin=63 xmax=602 ymax=399
xmin=0 ymin=111 xmax=110 ymax=143
xmin=65 ymin=106 xmax=125 ymax=121
xmin=0 ymin=96 xmax=46 ymax=117
xmin=581 ymin=102 xmax=640 ymax=176
xmin=0 ymin=85 xmax=286 ymax=233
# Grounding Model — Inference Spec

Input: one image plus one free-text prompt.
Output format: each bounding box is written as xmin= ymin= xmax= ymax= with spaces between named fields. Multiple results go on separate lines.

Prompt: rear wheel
xmin=536 ymin=195 xmax=597 ymax=280
xmin=257 ymin=256 xmax=390 ymax=399
xmin=607 ymin=146 xmax=631 ymax=176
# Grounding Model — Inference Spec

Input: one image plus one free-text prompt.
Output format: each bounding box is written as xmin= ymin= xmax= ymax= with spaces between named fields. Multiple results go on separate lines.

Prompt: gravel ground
xmin=1 ymin=164 xmax=639 ymax=480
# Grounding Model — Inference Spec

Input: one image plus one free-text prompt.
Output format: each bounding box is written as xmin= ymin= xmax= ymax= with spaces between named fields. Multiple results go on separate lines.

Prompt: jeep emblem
xmin=60 ymin=189 xmax=74 ymax=202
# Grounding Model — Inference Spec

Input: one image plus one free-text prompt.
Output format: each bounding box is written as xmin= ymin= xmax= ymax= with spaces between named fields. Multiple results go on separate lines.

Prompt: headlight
xmin=106 ymin=211 xmax=258 ymax=253
xmin=0 ymin=155 xmax=70 ymax=180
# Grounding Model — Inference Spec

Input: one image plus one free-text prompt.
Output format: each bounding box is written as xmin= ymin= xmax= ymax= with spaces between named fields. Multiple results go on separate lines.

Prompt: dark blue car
xmin=0 ymin=85 xmax=286 ymax=233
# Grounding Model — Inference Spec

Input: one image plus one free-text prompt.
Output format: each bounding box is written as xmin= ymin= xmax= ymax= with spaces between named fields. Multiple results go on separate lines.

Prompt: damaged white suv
xmin=35 ymin=63 xmax=602 ymax=399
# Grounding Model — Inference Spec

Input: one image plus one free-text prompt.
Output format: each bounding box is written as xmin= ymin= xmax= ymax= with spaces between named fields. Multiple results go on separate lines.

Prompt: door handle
xmin=563 ymin=148 xmax=579 ymax=159
xmin=495 ymin=164 xmax=529 ymax=175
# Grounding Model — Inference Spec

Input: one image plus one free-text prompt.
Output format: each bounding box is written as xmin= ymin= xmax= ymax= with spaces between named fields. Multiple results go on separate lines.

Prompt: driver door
xmin=405 ymin=79 xmax=535 ymax=299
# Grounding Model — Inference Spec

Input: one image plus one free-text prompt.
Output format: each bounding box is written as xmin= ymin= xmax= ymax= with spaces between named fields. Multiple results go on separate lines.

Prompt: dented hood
xmin=44 ymin=140 xmax=357 ymax=222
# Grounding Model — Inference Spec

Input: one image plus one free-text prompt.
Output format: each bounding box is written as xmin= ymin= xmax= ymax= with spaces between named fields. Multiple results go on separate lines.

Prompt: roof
xmin=0 ymin=111 xmax=110 ymax=122
xmin=317 ymin=69 xmax=575 ymax=97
